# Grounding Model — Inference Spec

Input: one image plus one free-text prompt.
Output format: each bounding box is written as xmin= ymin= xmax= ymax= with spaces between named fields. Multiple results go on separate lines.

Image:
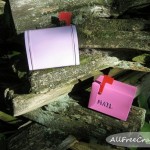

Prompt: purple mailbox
xmin=24 ymin=25 xmax=79 ymax=70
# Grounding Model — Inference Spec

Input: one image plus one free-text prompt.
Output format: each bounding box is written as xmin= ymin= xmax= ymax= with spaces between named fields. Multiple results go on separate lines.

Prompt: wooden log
xmin=6 ymin=18 xmax=149 ymax=94
xmin=7 ymin=15 xmax=150 ymax=51
xmin=78 ymin=30 xmax=150 ymax=50
xmin=8 ymin=0 xmax=113 ymax=34
xmin=69 ymin=142 xmax=119 ymax=150
xmin=7 ymin=95 xmax=146 ymax=149
xmin=0 ymin=0 xmax=5 ymax=15
xmin=116 ymin=61 xmax=150 ymax=72
xmin=6 ymin=17 xmax=150 ymax=96
xmin=10 ymin=74 xmax=103 ymax=116
xmin=8 ymin=123 xmax=64 ymax=150
xmin=7 ymin=19 xmax=150 ymax=89
xmin=7 ymin=17 xmax=150 ymax=50
xmin=8 ymin=69 xmax=146 ymax=116
xmin=77 ymin=18 xmax=149 ymax=31
xmin=56 ymin=135 xmax=121 ymax=150
xmin=29 ymin=49 xmax=120 ymax=93
xmin=23 ymin=94 xmax=146 ymax=139
xmin=75 ymin=19 xmax=150 ymax=51
xmin=7 ymin=123 xmax=127 ymax=150
xmin=3 ymin=48 xmax=150 ymax=117
xmin=8 ymin=0 xmax=150 ymax=34
xmin=75 ymin=18 xmax=150 ymax=50
xmin=11 ymin=47 xmax=150 ymax=94
xmin=56 ymin=135 xmax=78 ymax=150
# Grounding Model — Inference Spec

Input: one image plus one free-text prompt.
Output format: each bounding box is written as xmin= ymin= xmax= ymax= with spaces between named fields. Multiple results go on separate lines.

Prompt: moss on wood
xmin=23 ymin=95 xmax=146 ymax=137
xmin=29 ymin=49 xmax=119 ymax=93
xmin=9 ymin=0 xmax=113 ymax=33
xmin=78 ymin=29 xmax=150 ymax=51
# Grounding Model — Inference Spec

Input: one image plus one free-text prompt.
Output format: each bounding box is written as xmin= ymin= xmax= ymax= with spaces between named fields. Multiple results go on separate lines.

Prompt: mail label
xmin=97 ymin=100 xmax=112 ymax=109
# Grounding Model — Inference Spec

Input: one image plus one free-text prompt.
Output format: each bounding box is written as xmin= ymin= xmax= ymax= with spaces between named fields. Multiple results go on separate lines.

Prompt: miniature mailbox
xmin=24 ymin=25 xmax=79 ymax=70
xmin=88 ymin=75 xmax=137 ymax=121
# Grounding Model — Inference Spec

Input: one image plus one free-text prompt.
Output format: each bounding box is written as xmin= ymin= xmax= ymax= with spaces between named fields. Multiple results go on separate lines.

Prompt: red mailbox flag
xmin=98 ymin=75 xmax=114 ymax=94
xmin=58 ymin=12 xmax=72 ymax=26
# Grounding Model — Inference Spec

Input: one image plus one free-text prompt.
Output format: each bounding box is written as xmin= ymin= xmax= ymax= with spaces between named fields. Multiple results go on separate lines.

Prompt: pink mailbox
xmin=24 ymin=25 xmax=79 ymax=71
xmin=88 ymin=75 xmax=137 ymax=121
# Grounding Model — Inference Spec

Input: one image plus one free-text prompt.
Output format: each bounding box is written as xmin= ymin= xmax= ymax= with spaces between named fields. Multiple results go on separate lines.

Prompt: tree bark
xmin=8 ymin=0 xmax=150 ymax=34
xmin=8 ymin=0 xmax=113 ymax=34
xmin=55 ymin=135 xmax=121 ymax=150
xmin=23 ymin=94 xmax=146 ymax=139
xmin=78 ymin=30 xmax=150 ymax=51
xmin=11 ymin=48 xmax=150 ymax=94
xmin=10 ymin=73 xmax=103 ymax=116
xmin=7 ymin=123 xmax=126 ymax=150
xmin=6 ymin=69 xmax=146 ymax=116
xmin=0 ymin=0 xmax=5 ymax=15
xmin=7 ymin=96 xmax=146 ymax=150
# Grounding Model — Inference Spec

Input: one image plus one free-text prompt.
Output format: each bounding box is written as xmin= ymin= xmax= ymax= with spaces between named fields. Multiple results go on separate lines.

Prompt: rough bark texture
xmin=7 ymin=123 xmax=124 ymax=150
xmin=9 ymin=0 xmax=113 ymax=33
xmin=7 ymin=17 xmax=149 ymax=95
xmin=8 ymin=0 xmax=150 ymax=33
xmin=29 ymin=49 xmax=119 ymax=93
xmin=23 ymin=95 xmax=146 ymax=138
xmin=78 ymin=30 xmax=150 ymax=50
xmin=1 ymin=1 xmax=149 ymax=150
xmin=12 ymin=48 xmax=150 ymax=94
xmin=5 ymin=17 xmax=149 ymax=95
xmin=77 ymin=18 xmax=150 ymax=31
xmin=6 ymin=67 xmax=147 ymax=116
xmin=11 ymin=72 xmax=104 ymax=116
xmin=7 ymin=95 xmax=146 ymax=150
xmin=6 ymin=14 xmax=150 ymax=50
xmin=75 ymin=18 xmax=150 ymax=50
xmin=0 ymin=0 xmax=5 ymax=15
xmin=3 ymin=0 xmax=150 ymax=119
xmin=55 ymin=135 xmax=122 ymax=150
xmin=8 ymin=123 xmax=63 ymax=150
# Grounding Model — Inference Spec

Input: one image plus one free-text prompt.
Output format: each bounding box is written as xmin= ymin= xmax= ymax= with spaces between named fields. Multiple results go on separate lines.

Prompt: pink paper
xmin=88 ymin=75 xmax=137 ymax=121
xmin=24 ymin=25 xmax=79 ymax=70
